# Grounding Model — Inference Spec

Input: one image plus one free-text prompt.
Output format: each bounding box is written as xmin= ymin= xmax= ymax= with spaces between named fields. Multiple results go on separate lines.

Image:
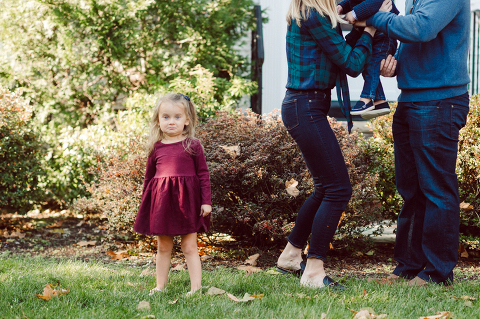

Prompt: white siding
xmin=472 ymin=0 xmax=480 ymax=10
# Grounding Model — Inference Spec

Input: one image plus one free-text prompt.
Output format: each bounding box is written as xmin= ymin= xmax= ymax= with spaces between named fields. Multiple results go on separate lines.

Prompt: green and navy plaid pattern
xmin=286 ymin=10 xmax=372 ymax=91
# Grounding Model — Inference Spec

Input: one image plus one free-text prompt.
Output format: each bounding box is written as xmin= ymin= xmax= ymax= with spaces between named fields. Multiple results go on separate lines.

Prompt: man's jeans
xmin=392 ymin=93 xmax=469 ymax=284
xmin=360 ymin=32 xmax=397 ymax=101
xmin=281 ymin=89 xmax=352 ymax=260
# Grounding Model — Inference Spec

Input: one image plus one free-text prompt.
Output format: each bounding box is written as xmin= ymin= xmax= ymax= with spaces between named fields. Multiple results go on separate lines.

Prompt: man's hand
xmin=337 ymin=5 xmax=343 ymax=14
xmin=380 ymin=55 xmax=397 ymax=77
xmin=345 ymin=12 xmax=356 ymax=24
xmin=200 ymin=204 xmax=212 ymax=217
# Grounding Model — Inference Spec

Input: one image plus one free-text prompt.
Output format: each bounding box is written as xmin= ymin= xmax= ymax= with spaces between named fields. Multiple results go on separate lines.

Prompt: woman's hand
xmin=200 ymin=204 xmax=212 ymax=217
xmin=364 ymin=25 xmax=376 ymax=36
xmin=380 ymin=55 xmax=397 ymax=77
xmin=379 ymin=0 xmax=392 ymax=12
xmin=337 ymin=5 xmax=343 ymax=14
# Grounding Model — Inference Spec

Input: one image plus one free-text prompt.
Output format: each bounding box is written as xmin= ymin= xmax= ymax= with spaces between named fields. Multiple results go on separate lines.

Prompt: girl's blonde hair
xmin=146 ymin=93 xmax=198 ymax=156
xmin=286 ymin=0 xmax=344 ymax=28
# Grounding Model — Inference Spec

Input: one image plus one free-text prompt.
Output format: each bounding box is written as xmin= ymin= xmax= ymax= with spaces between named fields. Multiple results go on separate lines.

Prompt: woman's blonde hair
xmin=146 ymin=93 xmax=198 ymax=156
xmin=286 ymin=0 xmax=344 ymax=28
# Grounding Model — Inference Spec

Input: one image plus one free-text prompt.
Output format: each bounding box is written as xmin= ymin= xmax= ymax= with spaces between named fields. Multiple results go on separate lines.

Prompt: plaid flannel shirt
xmin=286 ymin=10 xmax=372 ymax=90
xmin=285 ymin=9 xmax=372 ymax=132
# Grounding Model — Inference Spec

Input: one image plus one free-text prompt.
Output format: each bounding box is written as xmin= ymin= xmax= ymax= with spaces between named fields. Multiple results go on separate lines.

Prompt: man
xmin=358 ymin=0 xmax=471 ymax=285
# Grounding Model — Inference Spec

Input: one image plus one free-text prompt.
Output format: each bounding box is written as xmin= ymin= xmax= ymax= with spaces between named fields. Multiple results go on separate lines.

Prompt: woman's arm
xmin=304 ymin=12 xmax=373 ymax=77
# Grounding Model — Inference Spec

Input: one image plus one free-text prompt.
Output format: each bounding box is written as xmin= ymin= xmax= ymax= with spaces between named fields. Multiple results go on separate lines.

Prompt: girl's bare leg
xmin=181 ymin=232 xmax=202 ymax=292
xmin=359 ymin=97 xmax=373 ymax=104
xmin=277 ymin=242 xmax=303 ymax=270
xmin=156 ymin=236 xmax=174 ymax=289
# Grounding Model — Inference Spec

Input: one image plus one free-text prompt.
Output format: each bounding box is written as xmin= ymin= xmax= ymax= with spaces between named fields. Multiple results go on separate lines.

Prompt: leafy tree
xmin=0 ymin=0 xmax=258 ymax=126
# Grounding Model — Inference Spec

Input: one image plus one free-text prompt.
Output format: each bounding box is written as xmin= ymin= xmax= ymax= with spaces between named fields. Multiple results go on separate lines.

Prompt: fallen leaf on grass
xmin=140 ymin=268 xmax=156 ymax=277
xmin=418 ymin=311 xmax=451 ymax=319
xmin=351 ymin=308 xmax=387 ymax=319
xmin=227 ymin=293 xmax=256 ymax=302
xmin=237 ymin=265 xmax=262 ymax=275
xmin=76 ymin=240 xmax=97 ymax=247
xmin=244 ymin=253 xmax=260 ymax=266
xmin=265 ymin=269 xmax=280 ymax=275
xmin=136 ymin=300 xmax=151 ymax=311
xmin=168 ymin=299 xmax=178 ymax=304
xmin=460 ymin=295 xmax=476 ymax=300
xmin=206 ymin=287 xmax=226 ymax=295
xmin=35 ymin=283 xmax=70 ymax=300
xmin=172 ymin=263 xmax=186 ymax=271
xmin=285 ymin=179 xmax=300 ymax=197
xmin=106 ymin=250 xmax=129 ymax=260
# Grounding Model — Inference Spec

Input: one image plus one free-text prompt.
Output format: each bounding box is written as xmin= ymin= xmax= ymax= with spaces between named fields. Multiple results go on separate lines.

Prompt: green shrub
xmin=0 ymin=86 xmax=45 ymax=212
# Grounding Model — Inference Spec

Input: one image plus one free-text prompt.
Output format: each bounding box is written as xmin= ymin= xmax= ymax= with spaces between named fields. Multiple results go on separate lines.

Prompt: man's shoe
xmin=361 ymin=102 xmax=391 ymax=119
xmin=351 ymin=100 xmax=375 ymax=115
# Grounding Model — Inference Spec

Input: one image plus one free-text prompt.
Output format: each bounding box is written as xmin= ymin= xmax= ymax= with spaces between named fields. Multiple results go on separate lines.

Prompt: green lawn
xmin=1 ymin=254 xmax=479 ymax=319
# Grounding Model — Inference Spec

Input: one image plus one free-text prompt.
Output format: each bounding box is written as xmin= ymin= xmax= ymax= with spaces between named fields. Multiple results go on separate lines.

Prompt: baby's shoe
xmin=149 ymin=287 xmax=166 ymax=296
xmin=361 ymin=102 xmax=391 ymax=119
xmin=351 ymin=100 xmax=375 ymax=115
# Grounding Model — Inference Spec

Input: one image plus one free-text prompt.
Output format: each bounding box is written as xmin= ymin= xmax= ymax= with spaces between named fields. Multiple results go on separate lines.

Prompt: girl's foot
xmin=148 ymin=287 xmax=166 ymax=296
xmin=186 ymin=289 xmax=201 ymax=297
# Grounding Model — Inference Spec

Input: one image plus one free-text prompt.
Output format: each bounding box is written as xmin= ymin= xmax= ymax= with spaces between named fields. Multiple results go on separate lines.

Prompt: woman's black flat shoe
xmin=321 ymin=276 xmax=346 ymax=291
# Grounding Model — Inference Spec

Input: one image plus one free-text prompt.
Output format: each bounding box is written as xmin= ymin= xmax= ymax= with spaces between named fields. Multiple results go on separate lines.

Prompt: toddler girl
xmin=133 ymin=93 xmax=212 ymax=296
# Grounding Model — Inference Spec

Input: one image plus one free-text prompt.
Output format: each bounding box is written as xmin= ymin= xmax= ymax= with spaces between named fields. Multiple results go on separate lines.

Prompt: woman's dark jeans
xmin=392 ymin=93 xmax=469 ymax=284
xmin=360 ymin=32 xmax=397 ymax=100
xmin=282 ymin=89 xmax=352 ymax=261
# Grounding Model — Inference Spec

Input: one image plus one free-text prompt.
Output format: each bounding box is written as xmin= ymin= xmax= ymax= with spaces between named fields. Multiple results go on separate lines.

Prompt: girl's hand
xmin=337 ymin=5 xmax=343 ymax=14
xmin=345 ymin=12 xmax=356 ymax=24
xmin=379 ymin=0 xmax=392 ymax=12
xmin=200 ymin=204 xmax=212 ymax=217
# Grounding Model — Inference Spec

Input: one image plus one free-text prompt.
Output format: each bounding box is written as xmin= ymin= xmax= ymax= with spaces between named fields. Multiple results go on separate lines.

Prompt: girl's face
xmin=158 ymin=101 xmax=190 ymax=139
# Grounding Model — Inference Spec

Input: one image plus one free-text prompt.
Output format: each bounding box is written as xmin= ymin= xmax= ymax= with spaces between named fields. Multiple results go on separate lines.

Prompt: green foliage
xmin=0 ymin=0 xmax=258 ymax=126
xmin=0 ymin=86 xmax=45 ymax=212
xmin=457 ymin=95 xmax=480 ymax=239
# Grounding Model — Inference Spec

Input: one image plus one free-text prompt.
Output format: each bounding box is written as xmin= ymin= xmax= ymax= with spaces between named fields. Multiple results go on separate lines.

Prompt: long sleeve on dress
xmin=142 ymin=152 xmax=157 ymax=194
xmin=192 ymin=141 xmax=212 ymax=205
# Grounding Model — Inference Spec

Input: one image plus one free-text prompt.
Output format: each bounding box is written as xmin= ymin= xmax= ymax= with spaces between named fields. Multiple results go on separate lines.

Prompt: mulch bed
xmin=1 ymin=210 xmax=479 ymax=281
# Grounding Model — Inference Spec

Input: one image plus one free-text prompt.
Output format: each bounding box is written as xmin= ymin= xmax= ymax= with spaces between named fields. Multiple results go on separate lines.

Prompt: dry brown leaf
xmin=418 ymin=311 xmax=451 ymax=319
xmin=140 ymin=268 xmax=155 ymax=277
xmin=3 ymin=231 xmax=25 ymax=239
xmin=106 ymin=250 xmax=129 ymax=260
xmin=76 ymin=240 xmax=97 ymax=247
xmin=227 ymin=292 xmax=255 ymax=302
xmin=251 ymin=293 xmax=264 ymax=299
xmin=237 ymin=265 xmax=262 ymax=275
xmin=206 ymin=287 xmax=226 ymax=295
xmin=35 ymin=283 xmax=70 ymax=300
xmin=460 ymin=295 xmax=476 ymax=300
xmin=244 ymin=253 xmax=260 ymax=266
xmin=458 ymin=243 xmax=469 ymax=258
xmin=136 ymin=300 xmax=151 ymax=311
xmin=168 ymin=299 xmax=179 ymax=304
xmin=460 ymin=202 xmax=474 ymax=211
xmin=285 ymin=178 xmax=300 ymax=197
xmin=351 ymin=308 xmax=387 ymax=319
xmin=220 ymin=145 xmax=241 ymax=158
xmin=172 ymin=263 xmax=186 ymax=271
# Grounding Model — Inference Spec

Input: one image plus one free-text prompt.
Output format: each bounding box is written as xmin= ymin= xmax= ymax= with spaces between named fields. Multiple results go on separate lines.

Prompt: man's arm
xmin=366 ymin=0 xmax=462 ymax=43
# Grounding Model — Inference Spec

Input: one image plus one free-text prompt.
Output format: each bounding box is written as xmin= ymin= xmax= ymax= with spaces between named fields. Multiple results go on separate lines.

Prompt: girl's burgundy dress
xmin=133 ymin=139 xmax=211 ymax=236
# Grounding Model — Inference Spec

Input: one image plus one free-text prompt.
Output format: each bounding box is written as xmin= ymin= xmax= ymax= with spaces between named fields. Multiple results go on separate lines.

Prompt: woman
xmin=276 ymin=0 xmax=388 ymax=290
